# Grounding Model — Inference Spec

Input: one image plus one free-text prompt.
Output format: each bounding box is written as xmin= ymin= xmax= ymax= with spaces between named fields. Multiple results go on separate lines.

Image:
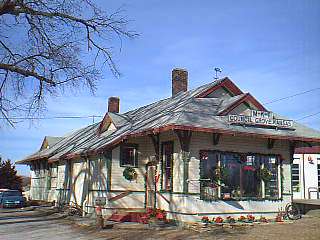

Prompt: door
xmin=146 ymin=165 xmax=156 ymax=208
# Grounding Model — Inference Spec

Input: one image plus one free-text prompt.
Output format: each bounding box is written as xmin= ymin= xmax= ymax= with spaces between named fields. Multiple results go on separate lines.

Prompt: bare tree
xmin=0 ymin=0 xmax=137 ymax=126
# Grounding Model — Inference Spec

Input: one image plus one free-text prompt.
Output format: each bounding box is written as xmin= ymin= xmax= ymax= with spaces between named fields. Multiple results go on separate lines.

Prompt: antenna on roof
xmin=214 ymin=67 xmax=222 ymax=80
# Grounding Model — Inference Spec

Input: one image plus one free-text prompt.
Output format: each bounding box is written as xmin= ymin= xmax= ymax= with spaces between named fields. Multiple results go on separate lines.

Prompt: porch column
xmin=175 ymin=130 xmax=192 ymax=194
xmin=148 ymin=133 xmax=160 ymax=163
xmin=148 ymin=133 xmax=160 ymax=209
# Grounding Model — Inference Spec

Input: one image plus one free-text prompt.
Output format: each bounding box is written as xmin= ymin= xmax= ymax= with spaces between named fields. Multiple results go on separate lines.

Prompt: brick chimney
xmin=108 ymin=97 xmax=120 ymax=113
xmin=172 ymin=68 xmax=188 ymax=96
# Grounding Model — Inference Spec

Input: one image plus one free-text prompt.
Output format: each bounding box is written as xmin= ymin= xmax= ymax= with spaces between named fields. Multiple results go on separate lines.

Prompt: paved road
xmin=0 ymin=219 xmax=107 ymax=240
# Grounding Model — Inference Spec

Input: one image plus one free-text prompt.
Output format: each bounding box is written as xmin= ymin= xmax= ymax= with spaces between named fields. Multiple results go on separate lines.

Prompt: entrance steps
xmin=108 ymin=210 xmax=148 ymax=223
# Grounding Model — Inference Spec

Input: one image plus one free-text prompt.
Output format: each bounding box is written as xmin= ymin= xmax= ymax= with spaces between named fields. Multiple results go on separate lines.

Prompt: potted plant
xmin=214 ymin=216 xmax=224 ymax=223
xmin=225 ymin=216 xmax=236 ymax=224
xmin=247 ymin=214 xmax=255 ymax=222
xmin=238 ymin=215 xmax=246 ymax=222
xmin=201 ymin=216 xmax=210 ymax=224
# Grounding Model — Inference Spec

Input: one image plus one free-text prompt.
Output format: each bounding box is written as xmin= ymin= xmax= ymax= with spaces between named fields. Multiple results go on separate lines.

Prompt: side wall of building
xmin=293 ymin=153 xmax=320 ymax=199
xmin=29 ymin=131 xmax=293 ymax=222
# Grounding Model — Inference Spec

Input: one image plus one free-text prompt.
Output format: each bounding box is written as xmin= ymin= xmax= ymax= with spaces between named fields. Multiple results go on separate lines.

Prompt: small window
xmin=120 ymin=144 xmax=138 ymax=167
xmin=292 ymin=164 xmax=300 ymax=192
xmin=161 ymin=142 xmax=174 ymax=192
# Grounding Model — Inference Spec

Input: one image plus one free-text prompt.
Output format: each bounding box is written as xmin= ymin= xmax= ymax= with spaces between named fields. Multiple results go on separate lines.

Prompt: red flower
xmin=243 ymin=166 xmax=256 ymax=171
xmin=201 ymin=216 xmax=210 ymax=223
xmin=156 ymin=212 xmax=166 ymax=220
xmin=215 ymin=216 xmax=224 ymax=223
xmin=146 ymin=208 xmax=154 ymax=214
xmin=247 ymin=214 xmax=255 ymax=221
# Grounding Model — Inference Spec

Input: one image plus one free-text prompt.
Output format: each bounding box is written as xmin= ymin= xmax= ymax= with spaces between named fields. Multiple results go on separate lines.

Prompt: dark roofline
xmin=218 ymin=93 xmax=267 ymax=115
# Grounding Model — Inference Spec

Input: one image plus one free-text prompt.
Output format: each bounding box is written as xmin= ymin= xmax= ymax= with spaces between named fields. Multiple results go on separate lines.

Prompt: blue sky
xmin=1 ymin=0 xmax=319 ymax=176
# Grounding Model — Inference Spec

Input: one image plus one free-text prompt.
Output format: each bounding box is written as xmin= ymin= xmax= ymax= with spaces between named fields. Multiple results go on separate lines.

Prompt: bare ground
xmin=1 ymin=209 xmax=320 ymax=240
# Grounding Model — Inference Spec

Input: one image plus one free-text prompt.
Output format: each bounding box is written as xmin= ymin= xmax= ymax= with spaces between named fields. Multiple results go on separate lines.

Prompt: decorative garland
xmin=123 ymin=167 xmax=137 ymax=181
xmin=207 ymin=166 xmax=229 ymax=184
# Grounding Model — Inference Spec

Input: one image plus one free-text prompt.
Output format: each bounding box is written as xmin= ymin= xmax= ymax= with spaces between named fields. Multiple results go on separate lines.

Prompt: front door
xmin=146 ymin=165 xmax=156 ymax=208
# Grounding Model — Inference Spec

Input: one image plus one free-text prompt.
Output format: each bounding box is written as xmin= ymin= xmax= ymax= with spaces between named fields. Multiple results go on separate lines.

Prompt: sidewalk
xmin=0 ymin=206 xmax=67 ymax=225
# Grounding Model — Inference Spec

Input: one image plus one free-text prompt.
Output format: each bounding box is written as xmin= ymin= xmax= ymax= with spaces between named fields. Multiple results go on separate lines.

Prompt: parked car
xmin=0 ymin=189 xmax=26 ymax=208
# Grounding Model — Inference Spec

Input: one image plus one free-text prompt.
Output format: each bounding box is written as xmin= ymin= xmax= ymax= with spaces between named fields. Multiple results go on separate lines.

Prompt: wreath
xmin=258 ymin=168 xmax=272 ymax=182
xmin=123 ymin=167 xmax=138 ymax=181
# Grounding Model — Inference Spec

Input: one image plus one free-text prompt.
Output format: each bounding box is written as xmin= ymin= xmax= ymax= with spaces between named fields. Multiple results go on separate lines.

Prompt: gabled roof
xmin=17 ymin=77 xmax=320 ymax=164
xmin=195 ymin=77 xmax=243 ymax=97
xmin=218 ymin=93 xmax=267 ymax=115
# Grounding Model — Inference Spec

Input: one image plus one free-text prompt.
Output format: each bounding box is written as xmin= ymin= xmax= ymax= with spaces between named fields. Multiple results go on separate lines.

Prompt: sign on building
xmin=228 ymin=110 xmax=294 ymax=129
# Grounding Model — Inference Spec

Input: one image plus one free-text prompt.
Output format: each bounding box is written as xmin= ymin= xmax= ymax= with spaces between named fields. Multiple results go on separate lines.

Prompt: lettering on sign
xmin=228 ymin=110 xmax=294 ymax=129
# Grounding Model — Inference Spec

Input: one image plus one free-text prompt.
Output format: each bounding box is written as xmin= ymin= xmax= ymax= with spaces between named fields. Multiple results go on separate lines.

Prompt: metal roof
xmin=17 ymin=77 xmax=320 ymax=164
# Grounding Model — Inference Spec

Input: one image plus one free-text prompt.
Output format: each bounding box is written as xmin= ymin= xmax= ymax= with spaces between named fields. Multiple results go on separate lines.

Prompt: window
xmin=242 ymin=155 xmax=261 ymax=198
xmin=262 ymin=156 xmax=279 ymax=198
xmin=292 ymin=164 xmax=300 ymax=192
xmin=199 ymin=151 xmax=281 ymax=200
xmin=220 ymin=153 xmax=241 ymax=199
xmin=200 ymin=151 xmax=219 ymax=200
xmin=120 ymin=144 xmax=138 ymax=167
xmin=161 ymin=142 xmax=174 ymax=191
xmin=31 ymin=162 xmax=40 ymax=176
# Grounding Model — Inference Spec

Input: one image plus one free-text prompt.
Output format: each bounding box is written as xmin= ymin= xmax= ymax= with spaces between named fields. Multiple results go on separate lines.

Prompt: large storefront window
xmin=200 ymin=151 xmax=281 ymax=201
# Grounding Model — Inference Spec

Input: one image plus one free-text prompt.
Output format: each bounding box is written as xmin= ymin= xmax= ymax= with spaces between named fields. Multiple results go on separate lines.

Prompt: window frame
xmin=292 ymin=163 xmax=300 ymax=192
xmin=199 ymin=150 xmax=282 ymax=201
xmin=119 ymin=143 xmax=139 ymax=167
xmin=161 ymin=141 xmax=174 ymax=192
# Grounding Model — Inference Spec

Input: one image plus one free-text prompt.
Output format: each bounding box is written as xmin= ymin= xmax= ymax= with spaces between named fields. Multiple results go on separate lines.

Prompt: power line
xmin=263 ymin=87 xmax=320 ymax=105
xmin=295 ymin=111 xmax=320 ymax=121
xmin=0 ymin=115 xmax=103 ymax=120
xmin=1 ymin=87 xmax=319 ymax=122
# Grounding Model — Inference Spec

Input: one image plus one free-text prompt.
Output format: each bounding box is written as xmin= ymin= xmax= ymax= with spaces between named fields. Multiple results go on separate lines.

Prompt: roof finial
xmin=214 ymin=67 xmax=222 ymax=80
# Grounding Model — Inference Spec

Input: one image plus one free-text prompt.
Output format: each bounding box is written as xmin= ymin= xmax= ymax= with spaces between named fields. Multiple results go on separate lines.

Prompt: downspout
xmin=83 ymin=156 xmax=90 ymax=216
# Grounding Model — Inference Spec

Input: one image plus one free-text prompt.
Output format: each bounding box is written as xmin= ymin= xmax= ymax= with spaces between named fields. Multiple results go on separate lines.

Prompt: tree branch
xmin=0 ymin=63 xmax=56 ymax=85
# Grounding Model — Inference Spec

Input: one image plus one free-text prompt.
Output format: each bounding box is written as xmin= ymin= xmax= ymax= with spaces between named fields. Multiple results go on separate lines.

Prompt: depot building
xmin=18 ymin=69 xmax=320 ymax=222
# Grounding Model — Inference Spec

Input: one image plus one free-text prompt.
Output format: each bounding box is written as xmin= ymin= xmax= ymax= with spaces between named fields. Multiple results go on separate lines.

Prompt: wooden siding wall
xmin=29 ymin=129 xmax=293 ymax=221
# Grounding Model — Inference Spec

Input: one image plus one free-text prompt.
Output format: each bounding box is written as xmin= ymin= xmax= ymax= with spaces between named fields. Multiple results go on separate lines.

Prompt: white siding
xmin=293 ymin=153 xmax=320 ymax=199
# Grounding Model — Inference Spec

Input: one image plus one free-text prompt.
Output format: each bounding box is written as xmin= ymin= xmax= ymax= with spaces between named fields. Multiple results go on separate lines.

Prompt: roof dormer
xmin=196 ymin=77 xmax=243 ymax=98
